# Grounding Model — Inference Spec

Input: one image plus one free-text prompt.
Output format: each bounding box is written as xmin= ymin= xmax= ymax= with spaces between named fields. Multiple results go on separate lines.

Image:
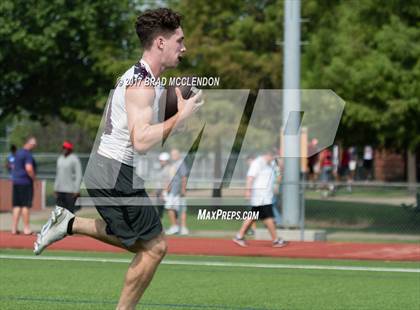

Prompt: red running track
xmin=0 ymin=231 xmax=419 ymax=261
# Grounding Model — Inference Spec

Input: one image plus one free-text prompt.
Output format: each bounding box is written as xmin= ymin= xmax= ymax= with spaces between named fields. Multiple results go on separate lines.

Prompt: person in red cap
xmin=53 ymin=141 xmax=82 ymax=212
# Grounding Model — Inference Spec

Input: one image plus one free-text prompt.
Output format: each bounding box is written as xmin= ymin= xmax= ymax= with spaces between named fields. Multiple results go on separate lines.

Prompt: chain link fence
xmin=1 ymin=153 xmax=419 ymax=242
xmin=300 ymin=181 xmax=420 ymax=242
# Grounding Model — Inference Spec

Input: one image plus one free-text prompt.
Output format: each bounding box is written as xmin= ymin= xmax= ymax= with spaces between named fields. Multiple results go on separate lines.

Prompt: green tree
xmin=9 ymin=117 xmax=97 ymax=153
xmin=0 ymin=0 xmax=140 ymax=121
xmin=301 ymin=0 xmax=420 ymax=151
xmin=171 ymin=0 xmax=284 ymax=195
xmin=171 ymin=0 xmax=283 ymax=89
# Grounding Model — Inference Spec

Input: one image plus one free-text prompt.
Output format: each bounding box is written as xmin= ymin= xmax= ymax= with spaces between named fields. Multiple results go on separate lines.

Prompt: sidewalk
xmin=0 ymin=208 xmax=234 ymax=238
xmin=0 ymin=208 xmax=98 ymax=232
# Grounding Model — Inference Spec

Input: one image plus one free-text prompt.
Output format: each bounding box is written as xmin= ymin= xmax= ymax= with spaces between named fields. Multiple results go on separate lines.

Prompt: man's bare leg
xmin=117 ymin=233 xmax=167 ymax=309
xmin=263 ymin=217 xmax=278 ymax=241
xmin=180 ymin=210 xmax=187 ymax=228
xmin=168 ymin=209 xmax=177 ymax=226
xmin=237 ymin=219 xmax=255 ymax=238
xmin=22 ymin=207 xmax=31 ymax=234
xmin=35 ymin=208 xmax=165 ymax=307
xmin=72 ymin=217 xmax=126 ymax=250
xmin=73 ymin=218 xmax=167 ymax=308
xmin=11 ymin=207 xmax=22 ymax=233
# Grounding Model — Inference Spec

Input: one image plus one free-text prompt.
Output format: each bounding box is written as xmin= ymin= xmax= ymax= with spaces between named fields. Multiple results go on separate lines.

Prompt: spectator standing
xmin=307 ymin=138 xmax=320 ymax=185
xmin=11 ymin=137 xmax=37 ymax=235
xmin=339 ymin=147 xmax=350 ymax=181
xmin=54 ymin=141 xmax=82 ymax=213
xmin=320 ymin=149 xmax=333 ymax=181
xmin=165 ymin=149 xmax=189 ymax=235
xmin=319 ymin=148 xmax=334 ymax=196
xmin=155 ymin=152 xmax=171 ymax=218
xmin=233 ymin=150 xmax=287 ymax=248
xmin=348 ymin=146 xmax=357 ymax=184
xmin=363 ymin=145 xmax=374 ymax=180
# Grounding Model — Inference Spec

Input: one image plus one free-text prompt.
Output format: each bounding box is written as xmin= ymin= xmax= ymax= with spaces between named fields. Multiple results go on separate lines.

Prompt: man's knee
xmin=149 ymin=239 xmax=167 ymax=261
xmin=127 ymin=237 xmax=168 ymax=259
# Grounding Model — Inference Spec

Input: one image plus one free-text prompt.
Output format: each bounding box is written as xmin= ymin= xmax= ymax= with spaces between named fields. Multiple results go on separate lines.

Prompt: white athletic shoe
xmin=272 ymin=238 xmax=288 ymax=248
xmin=165 ymin=225 xmax=180 ymax=235
xmin=33 ymin=206 xmax=75 ymax=255
xmin=232 ymin=236 xmax=247 ymax=247
xmin=180 ymin=226 xmax=189 ymax=236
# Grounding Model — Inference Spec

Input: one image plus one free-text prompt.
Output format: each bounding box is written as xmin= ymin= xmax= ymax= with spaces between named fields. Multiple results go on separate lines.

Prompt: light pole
xmin=282 ymin=0 xmax=301 ymax=227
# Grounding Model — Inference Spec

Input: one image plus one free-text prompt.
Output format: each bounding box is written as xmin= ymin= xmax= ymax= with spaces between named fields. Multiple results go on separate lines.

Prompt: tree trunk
xmin=407 ymin=150 xmax=417 ymax=193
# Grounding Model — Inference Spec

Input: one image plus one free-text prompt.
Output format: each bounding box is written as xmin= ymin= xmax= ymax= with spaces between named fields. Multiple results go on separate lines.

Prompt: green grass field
xmin=0 ymin=249 xmax=419 ymax=310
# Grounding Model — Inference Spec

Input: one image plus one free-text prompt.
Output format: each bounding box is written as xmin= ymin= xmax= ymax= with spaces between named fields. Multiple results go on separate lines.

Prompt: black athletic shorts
xmin=251 ymin=204 xmax=274 ymax=220
xmin=85 ymin=154 xmax=162 ymax=248
xmin=12 ymin=184 xmax=33 ymax=207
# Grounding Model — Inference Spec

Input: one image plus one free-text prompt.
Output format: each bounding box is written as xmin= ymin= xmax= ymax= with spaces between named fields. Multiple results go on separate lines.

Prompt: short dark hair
xmin=135 ymin=8 xmax=182 ymax=49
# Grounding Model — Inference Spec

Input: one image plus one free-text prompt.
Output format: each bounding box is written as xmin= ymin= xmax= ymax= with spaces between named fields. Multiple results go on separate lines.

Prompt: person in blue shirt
xmin=5 ymin=144 xmax=17 ymax=177
xmin=11 ymin=137 xmax=37 ymax=235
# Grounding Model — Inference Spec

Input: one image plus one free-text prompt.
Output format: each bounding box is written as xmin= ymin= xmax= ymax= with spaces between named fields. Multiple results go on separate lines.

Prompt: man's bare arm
xmin=245 ymin=176 xmax=254 ymax=200
xmin=126 ymin=84 xmax=203 ymax=153
xmin=25 ymin=163 xmax=35 ymax=180
xmin=181 ymin=176 xmax=187 ymax=197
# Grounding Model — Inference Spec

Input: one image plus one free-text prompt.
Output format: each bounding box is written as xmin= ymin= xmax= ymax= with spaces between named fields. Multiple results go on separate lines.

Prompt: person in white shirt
xmin=233 ymin=149 xmax=287 ymax=248
xmin=54 ymin=141 xmax=82 ymax=213
xmin=363 ymin=145 xmax=374 ymax=180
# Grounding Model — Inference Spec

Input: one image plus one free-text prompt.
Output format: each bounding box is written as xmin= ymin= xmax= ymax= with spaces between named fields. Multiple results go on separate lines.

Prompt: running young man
xmin=34 ymin=8 xmax=203 ymax=309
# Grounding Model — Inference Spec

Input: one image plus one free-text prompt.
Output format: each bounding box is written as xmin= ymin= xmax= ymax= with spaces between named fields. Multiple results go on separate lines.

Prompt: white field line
xmin=0 ymin=254 xmax=419 ymax=273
